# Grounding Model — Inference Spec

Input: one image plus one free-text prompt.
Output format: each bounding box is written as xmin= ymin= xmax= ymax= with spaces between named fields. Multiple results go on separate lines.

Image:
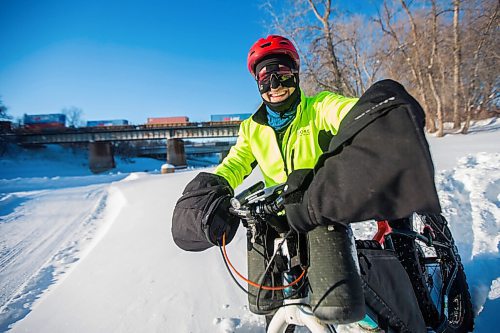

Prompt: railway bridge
xmin=1 ymin=122 xmax=240 ymax=173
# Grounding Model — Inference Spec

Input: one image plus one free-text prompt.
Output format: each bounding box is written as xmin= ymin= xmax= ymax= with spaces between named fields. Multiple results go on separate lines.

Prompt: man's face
xmin=262 ymin=85 xmax=296 ymax=104
xmin=256 ymin=64 xmax=297 ymax=104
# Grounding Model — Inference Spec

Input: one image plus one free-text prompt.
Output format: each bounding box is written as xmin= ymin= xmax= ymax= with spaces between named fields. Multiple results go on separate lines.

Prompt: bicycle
xmin=220 ymin=181 xmax=474 ymax=333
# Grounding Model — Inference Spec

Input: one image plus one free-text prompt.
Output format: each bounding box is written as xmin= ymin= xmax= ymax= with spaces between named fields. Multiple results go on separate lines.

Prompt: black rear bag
xmin=286 ymin=79 xmax=441 ymax=227
xmin=358 ymin=247 xmax=427 ymax=333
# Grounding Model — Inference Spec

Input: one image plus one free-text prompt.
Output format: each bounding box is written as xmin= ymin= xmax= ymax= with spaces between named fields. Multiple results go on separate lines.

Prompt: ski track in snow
xmin=435 ymin=152 xmax=500 ymax=324
xmin=436 ymin=152 xmax=500 ymax=259
xmin=0 ymin=183 xmax=117 ymax=332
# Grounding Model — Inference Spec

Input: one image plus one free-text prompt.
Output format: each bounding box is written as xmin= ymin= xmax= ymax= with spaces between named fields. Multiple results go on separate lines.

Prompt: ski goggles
xmin=256 ymin=65 xmax=297 ymax=92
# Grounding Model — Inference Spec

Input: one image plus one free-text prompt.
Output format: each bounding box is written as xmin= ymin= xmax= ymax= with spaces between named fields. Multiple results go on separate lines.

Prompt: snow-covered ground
xmin=0 ymin=119 xmax=499 ymax=332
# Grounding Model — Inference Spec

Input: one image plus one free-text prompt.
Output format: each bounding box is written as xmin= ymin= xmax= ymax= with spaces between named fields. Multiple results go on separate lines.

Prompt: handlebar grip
xmin=257 ymin=195 xmax=284 ymax=215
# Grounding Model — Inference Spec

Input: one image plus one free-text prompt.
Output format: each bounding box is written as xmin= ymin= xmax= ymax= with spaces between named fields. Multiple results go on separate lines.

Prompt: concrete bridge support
xmin=89 ymin=142 xmax=115 ymax=173
xmin=167 ymin=138 xmax=186 ymax=167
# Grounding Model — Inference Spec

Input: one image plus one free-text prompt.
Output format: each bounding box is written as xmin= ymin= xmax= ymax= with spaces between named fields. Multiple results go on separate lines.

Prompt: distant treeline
xmin=265 ymin=0 xmax=499 ymax=136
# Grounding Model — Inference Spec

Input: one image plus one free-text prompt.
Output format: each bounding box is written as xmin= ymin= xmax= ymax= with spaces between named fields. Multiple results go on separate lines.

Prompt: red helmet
xmin=247 ymin=35 xmax=300 ymax=77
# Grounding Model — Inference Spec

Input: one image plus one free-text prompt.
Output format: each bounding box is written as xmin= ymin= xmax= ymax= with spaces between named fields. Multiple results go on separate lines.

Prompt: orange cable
xmin=222 ymin=233 xmax=306 ymax=291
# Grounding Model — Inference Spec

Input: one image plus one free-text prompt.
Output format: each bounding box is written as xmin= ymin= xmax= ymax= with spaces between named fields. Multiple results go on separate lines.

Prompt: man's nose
xmin=270 ymin=74 xmax=282 ymax=89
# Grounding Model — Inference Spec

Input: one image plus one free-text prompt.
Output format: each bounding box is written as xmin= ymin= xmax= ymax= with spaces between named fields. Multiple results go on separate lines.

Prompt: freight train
xmin=16 ymin=114 xmax=248 ymax=133
xmin=145 ymin=114 xmax=251 ymax=127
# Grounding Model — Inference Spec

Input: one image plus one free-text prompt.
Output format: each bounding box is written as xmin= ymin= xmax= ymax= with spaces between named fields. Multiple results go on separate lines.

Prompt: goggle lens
xmin=257 ymin=65 xmax=295 ymax=85
xmin=256 ymin=65 xmax=296 ymax=92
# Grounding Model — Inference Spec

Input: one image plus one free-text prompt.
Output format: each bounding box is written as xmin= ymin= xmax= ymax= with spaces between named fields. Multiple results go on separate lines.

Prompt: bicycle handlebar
xmin=228 ymin=182 xmax=286 ymax=223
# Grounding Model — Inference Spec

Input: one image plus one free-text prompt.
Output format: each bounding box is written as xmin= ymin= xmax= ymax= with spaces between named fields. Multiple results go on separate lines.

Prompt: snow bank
xmin=0 ymin=119 xmax=498 ymax=332
xmin=437 ymin=152 xmax=500 ymax=260
xmin=0 ymin=183 xmax=122 ymax=332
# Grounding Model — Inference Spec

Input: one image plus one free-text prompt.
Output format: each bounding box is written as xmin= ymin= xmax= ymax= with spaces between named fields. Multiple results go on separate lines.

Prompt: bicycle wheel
xmin=389 ymin=214 xmax=474 ymax=332
xmin=388 ymin=217 xmax=440 ymax=326
xmin=421 ymin=214 xmax=474 ymax=333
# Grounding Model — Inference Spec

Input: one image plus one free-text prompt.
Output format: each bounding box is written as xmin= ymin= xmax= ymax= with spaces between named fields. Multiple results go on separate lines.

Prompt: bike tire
xmin=388 ymin=217 xmax=440 ymax=327
xmin=444 ymin=265 xmax=474 ymax=332
xmin=424 ymin=214 xmax=474 ymax=333
xmin=389 ymin=215 xmax=474 ymax=333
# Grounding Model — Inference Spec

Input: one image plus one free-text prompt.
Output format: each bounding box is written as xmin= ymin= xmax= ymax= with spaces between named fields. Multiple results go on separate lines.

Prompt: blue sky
xmin=0 ymin=0 xmax=378 ymax=124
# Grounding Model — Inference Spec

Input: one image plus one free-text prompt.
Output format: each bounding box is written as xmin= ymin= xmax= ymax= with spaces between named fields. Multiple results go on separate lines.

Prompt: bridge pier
xmin=167 ymin=138 xmax=186 ymax=167
xmin=89 ymin=142 xmax=115 ymax=173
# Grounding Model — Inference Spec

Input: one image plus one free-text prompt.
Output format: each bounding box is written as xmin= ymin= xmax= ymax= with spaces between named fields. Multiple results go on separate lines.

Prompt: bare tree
xmin=0 ymin=97 xmax=12 ymax=156
xmin=461 ymin=0 xmax=499 ymax=133
xmin=426 ymin=0 xmax=445 ymax=136
xmin=337 ymin=15 xmax=385 ymax=96
xmin=306 ymin=0 xmax=351 ymax=94
xmin=0 ymin=97 xmax=11 ymax=120
xmin=262 ymin=0 xmax=498 ymax=134
xmin=62 ymin=106 xmax=84 ymax=128
xmin=375 ymin=0 xmax=436 ymax=132
xmin=263 ymin=0 xmax=383 ymax=97
xmin=452 ymin=0 xmax=462 ymax=129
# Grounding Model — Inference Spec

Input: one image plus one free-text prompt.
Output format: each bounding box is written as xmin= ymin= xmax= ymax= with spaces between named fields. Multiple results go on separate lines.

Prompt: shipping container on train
xmin=23 ymin=114 xmax=66 ymax=130
xmin=24 ymin=113 xmax=66 ymax=124
xmin=86 ymin=119 xmax=129 ymax=127
xmin=0 ymin=120 xmax=12 ymax=132
xmin=146 ymin=116 xmax=189 ymax=125
xmin=210 ymin=113 xmax=252 ymax=122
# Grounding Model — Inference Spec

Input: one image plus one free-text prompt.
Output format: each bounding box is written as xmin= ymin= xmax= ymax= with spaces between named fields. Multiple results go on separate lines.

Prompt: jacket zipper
xmin=283 ymin=109 xmax=302 ymax=175
xmin=273 ymin=130 xmax=288 ymax=175
xmin=270 ymin=102 xmax=302 ymax=176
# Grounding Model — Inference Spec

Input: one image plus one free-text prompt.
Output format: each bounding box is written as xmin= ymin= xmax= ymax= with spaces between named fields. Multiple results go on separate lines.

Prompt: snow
xmin=0 ymin=118 xmax=499 ymax=332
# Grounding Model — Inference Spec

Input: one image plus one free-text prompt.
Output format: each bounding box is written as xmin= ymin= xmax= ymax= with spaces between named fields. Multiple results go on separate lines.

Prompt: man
xmin=172 ymin=35 xmax=364 ymax=322
xmin=172 ymin=35 xmax=370 ymax=247
xmin=172 ymin=35 xmax=441 ymax=325
xmin=214 ymin=35 xmax=358 ymax=191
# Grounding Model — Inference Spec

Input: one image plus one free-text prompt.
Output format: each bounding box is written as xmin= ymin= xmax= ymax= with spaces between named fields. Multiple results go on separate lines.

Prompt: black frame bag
xmin=358 ymin=248 xmax=427 ymax=333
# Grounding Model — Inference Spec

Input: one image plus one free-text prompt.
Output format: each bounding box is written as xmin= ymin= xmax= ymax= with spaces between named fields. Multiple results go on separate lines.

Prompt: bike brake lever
xmin=231 ymin=181 xmax=265 ymax=209
xmin=245 ymin=183 xmax=286 ymax=205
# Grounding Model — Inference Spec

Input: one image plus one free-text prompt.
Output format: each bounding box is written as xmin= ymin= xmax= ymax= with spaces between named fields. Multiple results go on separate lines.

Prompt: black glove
xmin=266 ymin=215 xmax=290 ymax=234
xmin=282 ymin=169 xmax=317 ymax=233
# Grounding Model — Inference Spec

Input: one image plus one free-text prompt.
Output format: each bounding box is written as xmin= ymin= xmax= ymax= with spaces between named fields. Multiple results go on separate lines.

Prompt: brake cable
xmin=221 ymin=232 xmax=306 ymax=291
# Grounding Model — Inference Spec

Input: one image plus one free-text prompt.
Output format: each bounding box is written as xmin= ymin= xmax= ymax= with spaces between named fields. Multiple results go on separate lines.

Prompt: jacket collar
xmin=251 ymin=103 xmax=268 ymax=125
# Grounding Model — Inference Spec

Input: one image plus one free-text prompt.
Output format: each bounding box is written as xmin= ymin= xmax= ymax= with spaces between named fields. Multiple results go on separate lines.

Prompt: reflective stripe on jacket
xmin=214 ymin=90 xmax=358 ymax=189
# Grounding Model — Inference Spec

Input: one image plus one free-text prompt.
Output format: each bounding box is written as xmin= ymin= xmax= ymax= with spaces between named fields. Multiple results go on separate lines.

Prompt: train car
xmin=0 ymin=120 xmax=12 ymax=132
xmin=146 ymin=116 xmax=189 ymax=127
xmin=210 ymin=113 xmax=252 ymax=122
xmin=23 ymin=113 xmax=66 ymax=131
xmin=86 ymin=119 xmax=129 ymax=127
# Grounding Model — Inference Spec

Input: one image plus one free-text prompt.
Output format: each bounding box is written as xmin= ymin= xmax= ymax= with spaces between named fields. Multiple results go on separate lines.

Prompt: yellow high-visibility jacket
xmin=215 ymin=90 xmax=358 ymax=189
